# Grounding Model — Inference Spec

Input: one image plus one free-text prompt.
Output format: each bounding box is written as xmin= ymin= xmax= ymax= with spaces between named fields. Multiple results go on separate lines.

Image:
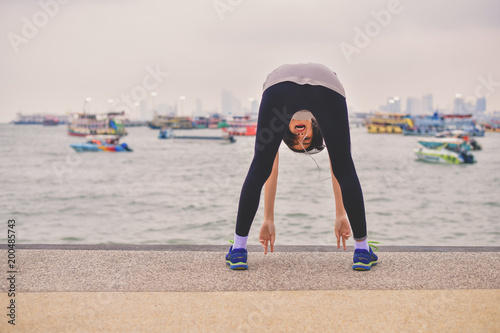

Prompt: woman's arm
xmin=259 ymin=151 xmax=279 ymax=254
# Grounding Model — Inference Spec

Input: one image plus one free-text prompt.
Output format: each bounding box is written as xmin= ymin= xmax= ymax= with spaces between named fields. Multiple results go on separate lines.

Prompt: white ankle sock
xmin=233 ymin=234 xmax=248 ymax=250
xmin=354 ymin=239 xmax=369 ymax=251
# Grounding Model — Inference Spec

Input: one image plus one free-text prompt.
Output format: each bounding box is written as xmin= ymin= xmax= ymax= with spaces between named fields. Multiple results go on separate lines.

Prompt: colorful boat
xmin=484 ymin=124 xmax=500 ymax=132
xmin=365 ymin=113 xmax=410 ymax=134
xmin=159 ymin=128 xmax=235 ymax=143
xmin=483 ymin=116 xmax=500 ymax=132
xmin=148 ymin=114 xmax=194 ymax=129
xmin=43 ymin=116 xmax=60 ymax=126
xmin=403 ymin=113 xmax=484 ymax=137
xmin=417 ymin=137 xmax=471 ymax=151
xmin=68 ymin=112 xmax=127 ymax=137
xmin=414 ymin=145 xmax=476 ymax=164
xmin=70 ymin=136 xmax=132 ymax=152
xmin=208 ymin=116 xmax=225 ymax=129
xmin=13 ymin=113 xmax=69 ymax=125
xmin=434 ymin=130 xmax=482 ymax=150
xmin=223 ymin=115 xmax=257 ymax=136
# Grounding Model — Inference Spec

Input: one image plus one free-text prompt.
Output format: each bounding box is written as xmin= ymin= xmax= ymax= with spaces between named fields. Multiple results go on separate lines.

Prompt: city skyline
xmin=7 ymin=88 xmax=498 ymax=122
xmin=9 ymin=87 xmax=496 ymax=119
xmin=1 ymin=0 xmax=499 ymax=123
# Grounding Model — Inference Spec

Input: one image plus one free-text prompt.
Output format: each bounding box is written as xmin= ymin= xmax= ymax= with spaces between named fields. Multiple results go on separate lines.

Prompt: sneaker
xmin=352 ymin=243 xmax=379 ymax=271
xmin=226 ymin=245 xmax=248 ymax=270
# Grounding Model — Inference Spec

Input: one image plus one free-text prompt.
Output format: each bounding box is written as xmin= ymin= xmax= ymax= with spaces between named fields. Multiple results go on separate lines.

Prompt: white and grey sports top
xmin=262 ymin=62 xmax=346 ymax=98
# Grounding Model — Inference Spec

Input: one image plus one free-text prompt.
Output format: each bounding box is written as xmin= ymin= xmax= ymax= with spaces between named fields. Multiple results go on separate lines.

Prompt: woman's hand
xmin=334 ymin=215 xmax=351 ymax=250
xmin=259 ymin=220 xmax=276 ymax=254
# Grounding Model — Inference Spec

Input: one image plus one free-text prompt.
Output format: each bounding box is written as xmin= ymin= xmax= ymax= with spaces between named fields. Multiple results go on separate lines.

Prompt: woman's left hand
xmin=334 ymin=215 xmax=351 ymax=250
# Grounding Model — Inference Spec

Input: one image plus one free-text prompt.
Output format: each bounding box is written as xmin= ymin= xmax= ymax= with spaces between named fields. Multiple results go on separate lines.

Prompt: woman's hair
xmin=283 ymin=118 xmax=325 ymax=153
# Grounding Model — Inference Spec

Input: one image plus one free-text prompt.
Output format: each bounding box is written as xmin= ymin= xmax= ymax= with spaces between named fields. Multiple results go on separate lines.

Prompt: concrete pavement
xmin=1 ymin=245 xmax=499 ymax=332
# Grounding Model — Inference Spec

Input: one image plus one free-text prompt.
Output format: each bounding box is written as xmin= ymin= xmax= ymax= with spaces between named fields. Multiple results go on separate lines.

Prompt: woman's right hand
xmin=259 ymin=220 xmax=276 ymax=254
xmin=334 ymin=215 xmax=351 ymax=251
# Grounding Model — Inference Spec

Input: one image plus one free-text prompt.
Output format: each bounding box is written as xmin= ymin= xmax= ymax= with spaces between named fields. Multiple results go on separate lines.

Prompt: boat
xmin=222 ymin=115 xmax=257 ymax=136
xmin=159 ymin=127 xmax=235 ymax=143
xmin=70 ymin=136 xmax=132 ymax=152
xmin=208 ymin=115 xmax=225 ymax=129
xmin=484 ymin=124 xmax=500 ymax=132
xmin=12 ymin=112 xmax=44 ymax=125
xmin=403 ymin=113 xmax=484 ymax=137
xmin=434 ymin=130 xmax=482 ymax=150
xmin=482 ymin=116 xmax=500 ymax=132
xmin=193 ymin=117 xmax=209 ymax=129
xmin=365 ymin=112 xmax=410 ymax=134
xmin=417 ymin=137 xmax=471 ymax=151
xmin=414 ymin=144 xmax=476 ymax=164
xmin=43 ymin=116 xmax=59 ymax=126
xmin=440 ymin=114 xmax=484 ymax=137
xmin=123 ymin=119 xmax=148 ymax=127
xmin=148 ymin=114 xmax=194 ymax=129
xmin=13 ymin=112 xmax=69 ymax=125
xmin=402 ymin=114 xmax=443 ymax=136
xmin=68 ymin=111 xmax=127 ymax=137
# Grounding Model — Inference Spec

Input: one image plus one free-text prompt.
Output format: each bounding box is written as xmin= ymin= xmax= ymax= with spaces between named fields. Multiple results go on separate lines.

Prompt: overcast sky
xmin=1 ymin=0 xmax=499 ymax=122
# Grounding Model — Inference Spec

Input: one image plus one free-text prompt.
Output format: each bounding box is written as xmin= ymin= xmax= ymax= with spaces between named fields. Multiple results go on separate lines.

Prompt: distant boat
xmin=208 ymin=115 xmax=225 ymax=129
xmin=403 ymin=113 xmax=484 ymax=137
xmin=68 ymin=111 xmax=127 ymax=137
xmin=365 ymin=112 xmax=410 ymax=134
xmin=482 ymin=117 xmax=500 ymax=132
xmin=148 ymin=114 xmax=194 ymax=129
xmin=70 ymin=136 xmax=132 ymax=152
xmin=223 ymin=115 xmax=257 ymax=136
xmin=159 ymin=128 xmax=235 ymax=143
xmin=484 ymin=124 xmax=500 ymax=132
xmin=193 ymin=117 xmax=209 ymax=129
xmin=43 ymin=116 xmax=59 ymax=126
xmin=13 ymin=112 xmax=69 ymax=125
xmin=192 ymin=115 xmax=227 ymax=129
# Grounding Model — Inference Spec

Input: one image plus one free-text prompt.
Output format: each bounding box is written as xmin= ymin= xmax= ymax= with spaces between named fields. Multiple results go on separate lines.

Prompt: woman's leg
xmin=303 ymin=85 xmax=367 ymax=240
xmin=234 ymin=82 xmax=299 ymax=238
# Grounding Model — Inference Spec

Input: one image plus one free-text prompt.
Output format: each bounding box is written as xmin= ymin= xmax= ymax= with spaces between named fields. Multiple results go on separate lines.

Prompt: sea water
xmin=1 ymin=124 xmax=499 ymax=246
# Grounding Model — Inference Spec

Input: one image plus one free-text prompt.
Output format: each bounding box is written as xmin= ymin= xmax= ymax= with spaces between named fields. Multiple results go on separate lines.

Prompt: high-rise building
xmin=475 ymin=97 xmax=486 ymax=113
xmin=386 ymin=96 xmax=401 ymax=113
xmin=222 ymin=90 xmax=241 ymax=116
xmin=249 ymin=98 xmax=259 ymax=117
xmin=406 ymin=97 xmax=420 ymax=115
xmin=421 ymin=94 xmax=433 ymax=114
xmin=453 ymin=94 xmax=466 ymax=114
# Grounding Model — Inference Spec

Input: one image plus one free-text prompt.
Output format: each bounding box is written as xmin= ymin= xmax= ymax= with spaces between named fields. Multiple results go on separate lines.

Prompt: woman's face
xmin=288 ymin=118 xmax=313 ymax=151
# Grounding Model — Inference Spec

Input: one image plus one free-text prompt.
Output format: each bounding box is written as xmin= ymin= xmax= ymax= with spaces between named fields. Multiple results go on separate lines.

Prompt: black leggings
xmin=235 ymin=81 xmax=367 ymax=241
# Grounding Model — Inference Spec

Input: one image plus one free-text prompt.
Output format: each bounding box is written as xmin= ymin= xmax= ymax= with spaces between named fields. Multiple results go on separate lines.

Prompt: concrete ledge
xmin=4 ymin=244 xmax=500 ymax=252
xmin=1 ymin=246 xmax=499 ymax=332
xmin=1 ymin=247 xmax=499 ymax=292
